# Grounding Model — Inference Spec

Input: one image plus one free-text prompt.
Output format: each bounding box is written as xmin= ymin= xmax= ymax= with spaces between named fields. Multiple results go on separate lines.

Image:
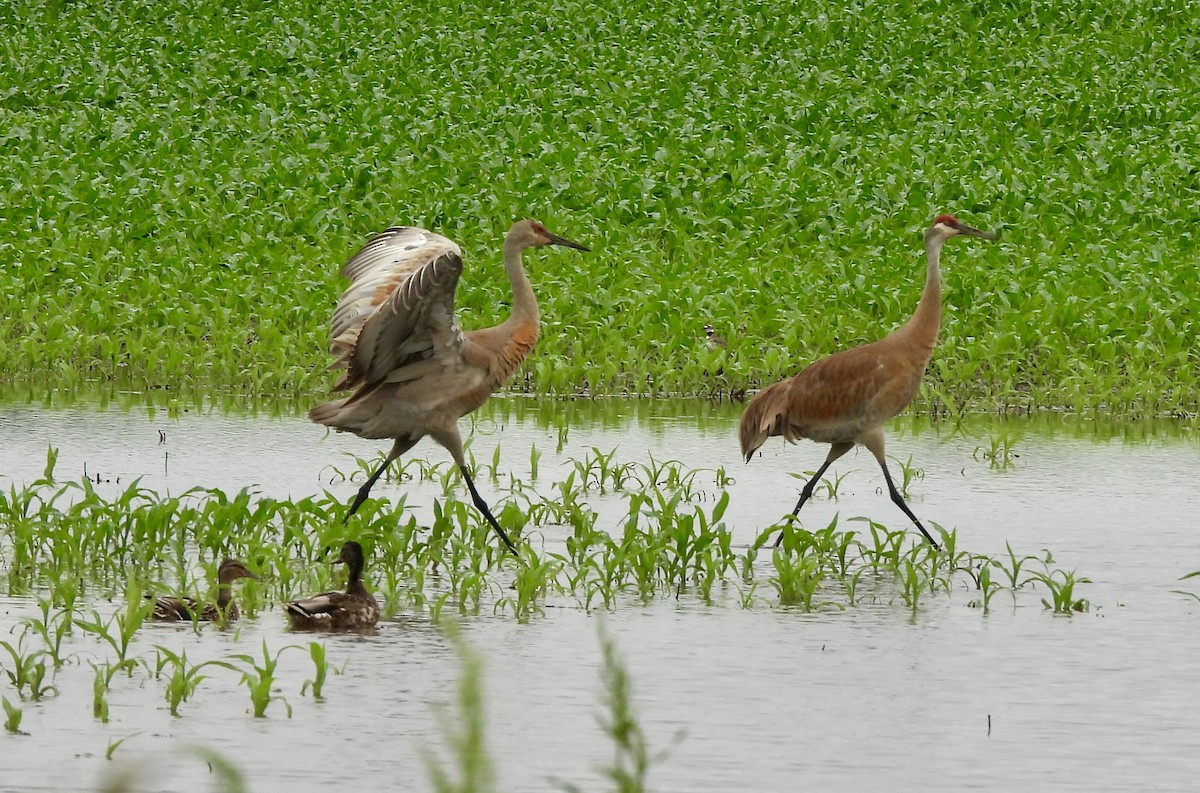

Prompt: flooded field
xmin=1 ymin=396 xmax=1199 ymax=792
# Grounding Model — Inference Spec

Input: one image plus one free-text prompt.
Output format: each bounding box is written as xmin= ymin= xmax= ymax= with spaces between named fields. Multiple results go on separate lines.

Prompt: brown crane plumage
xmin=739 ymin=214 xmax=997 ymax=549
xmin=310 ymin=219 xmax=588 ymax=554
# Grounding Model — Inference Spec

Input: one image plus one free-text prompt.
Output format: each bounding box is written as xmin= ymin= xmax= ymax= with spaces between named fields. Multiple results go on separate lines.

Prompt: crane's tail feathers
xmin=309 ymin=398 xmax=350 ymax=428
xmin=326 ymin=331 xmax=363 ymax=383
xmin=310 ymin=382 xmax=387 ymax=435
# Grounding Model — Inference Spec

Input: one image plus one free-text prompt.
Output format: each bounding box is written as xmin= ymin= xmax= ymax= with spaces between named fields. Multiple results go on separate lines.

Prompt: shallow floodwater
xmin=1 ymin=396 xmax=1199 ymax=792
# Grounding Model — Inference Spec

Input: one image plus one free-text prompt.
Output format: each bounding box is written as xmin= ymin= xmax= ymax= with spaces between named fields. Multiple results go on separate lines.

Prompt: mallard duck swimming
xmin=283 ymin=541 xmax=379 ymax=630
xmin=150 ymin=557 xmax=259 ymax=622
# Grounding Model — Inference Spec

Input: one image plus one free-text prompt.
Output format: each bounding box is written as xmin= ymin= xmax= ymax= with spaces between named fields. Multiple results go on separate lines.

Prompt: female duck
xmin=283 ymin=541 xmax=379 ymax=630
xmin=151 ymin=558 xmax=259 ymax=622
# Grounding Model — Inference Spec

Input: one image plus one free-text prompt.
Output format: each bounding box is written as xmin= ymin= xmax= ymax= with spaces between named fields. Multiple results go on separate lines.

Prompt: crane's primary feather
xmin=326 ymin=226 xmax=467 ymax=392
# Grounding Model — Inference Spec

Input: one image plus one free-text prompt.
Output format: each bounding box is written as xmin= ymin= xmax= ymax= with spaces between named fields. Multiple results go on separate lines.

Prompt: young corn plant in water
xmin=713 ymin=465 xmax=734 ymax=488
xmin=428 ymin=591 xmax=455 ymax=625
xmin=558 ymin=623 xmax=671 ymax=793
xmin=862 ymin=520 xmax=908 ymax=572
xmin=934 ymin=527 xmax=966 ymax=572
xmin=743 ymin=530 xmax=773 ymax=583
xmin=301 ymin=641 xmax=339 ymax=699
xmin=0 ymin=632 xmax=57 ymax=701
xmin=842 ymin=566 xmax=871 ymax=607
xmin=231 ymin=640 xmax=296 ymax=718
xmin=596 ymin=626 xmax=658 ymax=792
xmin=578 ymin=545 xmax=623 ymax=612
xmin=90 ymin=661 xmax=118 ymax=723
xmin=1033 ymin=569 xmax=1091 ymax=614
xmin=23 ymin=598 xmax=76 ymax=668
xmin=892 ymin=454 xmax=925 ymax=498
xmin=74 ymin=582 xmax=153 ymax=674
xmin=623 ymin=528 xmax=668 ymax=602
xmin=770 ymin=550 xmax=826 ymax=611
xmin=807 ymin=517 xmax=855 ymax=577
xmin=495 ymin=547 xmax=562 ymax=622
xmin=105 ymin=732 xmax=142 ymax=761
xmin=1170 ymin=570 xmax=1200 ymax=602
xmin=529 ymin=443 xmax=542 ymax=481
xmin=423 ymin=623 xmax=494 ymax=793
xmin=966 ymin=561 xmax=1005 ymax=614
xmin=994 ymin=543 xmax=1040 ymax=588
xmin=2 ymin=696 xmax=23 ymax=735
xmin=574 ymin=447 xmax=616 ymax=492
xmin=791 ymin=468 xmax=848 ymax=501
xmin=899 ymin=558 xmax=926 ymax=612
xmin=906 ymin=540 xmax=953 ymax=596
xmin=156 ymin=647 xmax=234 ymax=717
xmin=972 ymin=431 xmax=1022 ymax=470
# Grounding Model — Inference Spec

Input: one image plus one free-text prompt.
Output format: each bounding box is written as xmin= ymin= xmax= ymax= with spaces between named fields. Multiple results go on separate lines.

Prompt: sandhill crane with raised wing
xmin=739 ymin=214 xmax=997 ymax=549
xmin=310 ymin=219 xmax=588 ymax=554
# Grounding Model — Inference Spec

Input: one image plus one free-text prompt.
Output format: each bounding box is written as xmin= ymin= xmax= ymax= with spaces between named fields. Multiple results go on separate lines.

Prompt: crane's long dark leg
xmin=862 ymin=430 xmax=939 ymax=549
xmin=878 ymin=461 xmax=939 ymax=549
xmin=344 ymin=437 xmax=417 ymax=522
xmin=775 ymin=442 xmax=853 ymax=548
xmin=431 ymin=426 xmax=519 ymax=556
xmin=458 ymin=465 xmax=519 ymax=556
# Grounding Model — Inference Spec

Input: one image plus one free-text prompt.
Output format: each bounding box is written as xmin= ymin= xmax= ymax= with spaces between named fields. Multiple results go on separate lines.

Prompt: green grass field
xmin=2 ymin=0 xmax=1198 ymax=414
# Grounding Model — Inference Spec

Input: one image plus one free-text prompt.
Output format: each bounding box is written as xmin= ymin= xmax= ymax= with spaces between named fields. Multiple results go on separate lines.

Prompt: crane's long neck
xmin=502 ymin=237 xmax=540 ymax=328
xmin=898 ymin=233 xmax=946 ymax=359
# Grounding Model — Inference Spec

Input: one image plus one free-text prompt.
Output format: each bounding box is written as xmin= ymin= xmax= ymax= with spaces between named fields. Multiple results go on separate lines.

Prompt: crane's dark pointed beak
xmin=958 ymin=223 xmax=997 ymax=241
xmin=546 ymin=232 xmax=590 ymax=252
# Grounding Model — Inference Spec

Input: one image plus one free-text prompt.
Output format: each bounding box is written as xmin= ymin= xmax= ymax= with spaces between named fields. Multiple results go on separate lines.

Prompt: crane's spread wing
xmin=326 ymin=226 xmax=467 ymax=391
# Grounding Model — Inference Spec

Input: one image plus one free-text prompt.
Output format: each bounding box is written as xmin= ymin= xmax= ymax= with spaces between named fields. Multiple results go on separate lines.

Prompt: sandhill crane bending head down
xmin=738 ymin=214 xmax=997 ymax=549
xmin=310 ymin=219 xmax=589 ymax=555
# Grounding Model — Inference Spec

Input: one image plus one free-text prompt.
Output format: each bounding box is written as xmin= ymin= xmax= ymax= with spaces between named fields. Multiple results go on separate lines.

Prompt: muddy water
xmin=1 ymin=397 xmax=1199 ymax=792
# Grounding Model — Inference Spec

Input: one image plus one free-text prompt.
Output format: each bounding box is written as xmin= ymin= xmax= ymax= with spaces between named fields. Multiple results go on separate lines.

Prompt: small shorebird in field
xmin=704 ymin=323 xmax=728 ymax=350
